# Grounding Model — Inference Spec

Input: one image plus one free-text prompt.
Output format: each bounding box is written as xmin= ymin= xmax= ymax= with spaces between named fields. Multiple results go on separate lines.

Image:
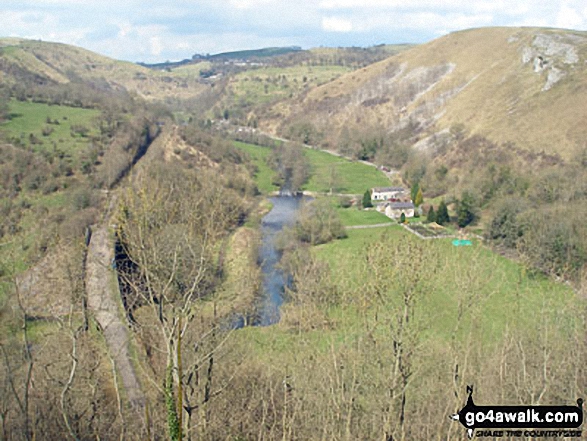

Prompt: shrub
xmin=71 ymin=187 xmax=97 ymax=211
xmin=41 ymin=126 xmax=54 ymax=137
xmin=42 ymin=179 xmax=60 ymax=195
xmin=59 ymin=207 xmax=98 ymax=241
xmin=338 ymin=196 xmax=353 ymax=209
xmin=295 ymin=199 xmax=346 ymax=245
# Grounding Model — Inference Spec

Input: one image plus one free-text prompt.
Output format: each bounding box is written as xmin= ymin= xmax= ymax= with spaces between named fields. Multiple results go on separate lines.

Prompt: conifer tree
xmin=457 ymin=192 xmax=477 ymax=227
xmin=414 ymin=187 xmax=424 ymax=207
xmin=427 ymin=206 xmax=436 ymax=223
xmin=437 ymin=200 xmax=450 ymax=225
xmin=363 ymin=190 xmax=373 ymax=208
xmin=410 ymin=182 xmax=419 ymax=203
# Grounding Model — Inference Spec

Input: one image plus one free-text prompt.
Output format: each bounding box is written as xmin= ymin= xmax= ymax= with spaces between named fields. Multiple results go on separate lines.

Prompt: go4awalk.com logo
xmin=451 ymin=386 xmax=583 ymax=438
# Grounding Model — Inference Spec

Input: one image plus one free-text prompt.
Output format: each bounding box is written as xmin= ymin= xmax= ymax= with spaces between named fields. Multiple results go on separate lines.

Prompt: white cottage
xmin=371 ymin=186 xmax=406 ymax=201
xmin=384 ymin=202 xmax=415 ymax=219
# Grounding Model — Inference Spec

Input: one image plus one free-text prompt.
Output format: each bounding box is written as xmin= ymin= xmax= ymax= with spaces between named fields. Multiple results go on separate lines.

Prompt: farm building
xmin=384 ymin=202 xmax=415 ymax=219
xmin=371 ymin=186 xmax=406 ymax=201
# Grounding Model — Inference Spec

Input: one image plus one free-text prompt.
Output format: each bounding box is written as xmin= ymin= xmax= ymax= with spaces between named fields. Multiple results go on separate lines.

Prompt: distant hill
xmin=205 ymin=46 xmax=303 ymax=60
xmin=0 ymin=38 xmax=207 ymax=101
xmin=139 ymin=45 xmax=412 ymax=72
xmin=139 ymin=47 xmax=304 ymax=70
xmin=264 ymin=27 xmax=587 ymax=160
xmin=201 ymin=44 xmax=415 ymax=125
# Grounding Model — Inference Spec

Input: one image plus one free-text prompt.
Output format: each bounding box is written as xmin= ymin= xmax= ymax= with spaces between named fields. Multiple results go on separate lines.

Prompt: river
xmin=256 ymin=195 xmax=305 ymax=326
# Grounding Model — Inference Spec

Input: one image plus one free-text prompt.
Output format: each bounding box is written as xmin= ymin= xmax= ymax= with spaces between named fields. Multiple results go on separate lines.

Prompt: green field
xmin=233 ymin=140 xmax=391 ymax=195
xmin=302 ymin=148 xmax=390 ymax=194
xmin=336 ymin=206 xmax=390 ymax=226
xmin=233 ymin=141 xmax=279 ymax=193
xmin=315 ymin=227 xmax=577 ymax=342
xmin=3 ymin=100 xmax=100 ymax=159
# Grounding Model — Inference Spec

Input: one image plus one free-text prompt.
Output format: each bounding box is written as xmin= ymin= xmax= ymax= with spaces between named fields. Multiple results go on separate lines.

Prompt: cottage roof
xmin=372 ymin=186 xmax=405 ymax=193
xmin=390 ymin=202 xmax=415 ymax=209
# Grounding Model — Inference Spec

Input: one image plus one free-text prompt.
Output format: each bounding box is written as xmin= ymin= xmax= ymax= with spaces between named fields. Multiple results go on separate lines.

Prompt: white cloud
xmin=0 ymin=10 xmax=91 ymax=45
xmin=229 ymin=0 xmax=275 ymax=10
xmin=320 ymin=0 xmax=478 ymax=10
xmin=556 ymin=3 xmax=586 ymax=29
xmin=320 ymin=10 xmax=493 ymax=34
xmin=1 ymin=0 xmax=586 ymax=62
xmin=149 ymin=36 xmax=163 ymax=56
xmin=322 ymin=16 xmax=353 ymax=32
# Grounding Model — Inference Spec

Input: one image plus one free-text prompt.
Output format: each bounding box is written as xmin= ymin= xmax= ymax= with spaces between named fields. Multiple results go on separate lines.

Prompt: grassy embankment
xmin=233 ymin=141 xmax=279 ymax=194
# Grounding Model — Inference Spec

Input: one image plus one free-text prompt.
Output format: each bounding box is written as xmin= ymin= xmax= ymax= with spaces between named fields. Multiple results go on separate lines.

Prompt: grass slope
xmin=267 ymin=27 xmax=587 ymax=160
xmin=233 ymin=140 xmax=390 ymax=194
xmin=0 ymin=100 xmax=103 ymax=298
xmin=336 ymin=206 xmax=390 ymax=226
xmin=302 ymin=148 xmax=390 ymax=194
xmin=316 ymin=227 xmax=576 ymax=342
xmin=233 ymin=141 xmax=279 ymax=193
xmin=0 ymin=39 xmax=207 ymax=101
xmin=223 ymin=65 xmax=353 ymax=110
xmin=208 ymin=47 xmax=302 ymax=60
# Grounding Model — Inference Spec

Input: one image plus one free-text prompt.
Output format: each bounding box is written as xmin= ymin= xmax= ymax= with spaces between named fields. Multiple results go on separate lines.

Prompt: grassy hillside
xmin=0 ymin=38 xmax=207 ymax=101
xmin=302 ymin=148 xmax=390 ymax=194
xmin=214 ymin=64 xmax=353 ymax=124
xmin=315 ymin=226 xmax=575 ymax=341
xmin=0 ymin=100 xmax=104 ymax=307
xmin=265 ymin=27 xmax=587 ymax=160
xmin=3 ymin=100 xmax=100 ymax=158
xmin=208 ymin=46 xmax=302 ymax=60
xmin=230 ymin=65 xmax=352 ymax=106
xmin=233 ymin=140 xmax=390 ymax=194
xmin=233 ymin=141 xmax=279 ymax=193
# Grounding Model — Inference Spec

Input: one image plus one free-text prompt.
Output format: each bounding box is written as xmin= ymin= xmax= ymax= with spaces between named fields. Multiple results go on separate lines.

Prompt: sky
xmin=1 ymin=0 xmax=587 ymax=63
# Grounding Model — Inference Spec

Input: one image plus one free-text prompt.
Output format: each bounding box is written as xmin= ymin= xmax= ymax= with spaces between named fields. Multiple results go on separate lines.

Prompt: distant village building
xmin=384 ymin=202 xmax=415 ymax=219
xmin=371 ymin=187 xmax=406 ymax=201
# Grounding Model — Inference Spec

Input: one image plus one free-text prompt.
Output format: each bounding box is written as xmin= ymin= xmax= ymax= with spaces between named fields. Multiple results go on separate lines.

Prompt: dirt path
xmin=86 ymin=226 xmax=145 ymax=411
xmin=345 ymin=222 xmax=395 ymax=229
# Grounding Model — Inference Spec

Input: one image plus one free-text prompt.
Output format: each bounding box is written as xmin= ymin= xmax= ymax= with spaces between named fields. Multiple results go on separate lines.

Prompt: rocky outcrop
xmin=522 ymin=33 xmax=584 ymax=90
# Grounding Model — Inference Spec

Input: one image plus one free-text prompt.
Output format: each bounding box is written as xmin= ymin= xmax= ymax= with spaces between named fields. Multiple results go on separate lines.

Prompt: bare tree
xmin=117 ymin=162 xmax=245 ymax=438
